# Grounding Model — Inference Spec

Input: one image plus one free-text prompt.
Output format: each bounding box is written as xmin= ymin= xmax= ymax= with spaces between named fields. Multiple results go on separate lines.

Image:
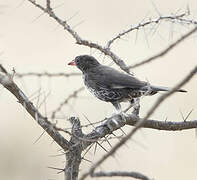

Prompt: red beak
xmin=68 ymin=60 xmax=76 ymax=66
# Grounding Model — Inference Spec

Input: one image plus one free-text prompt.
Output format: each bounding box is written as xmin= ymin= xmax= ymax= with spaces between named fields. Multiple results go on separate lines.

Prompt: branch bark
xmin=106 ymin=12 xmax=190 ymax=48
xmin=92 ymin=171 xmax=151 ymax=180
xmin=27 ymin=0 xmax=130 ymax=73
xmin=128 ymin=26 xmax=197 ymax=69
xmin=16 ymin=72 xmax=81 ymax=78
xmin=0 ymin=65 xmax=71 ymax=151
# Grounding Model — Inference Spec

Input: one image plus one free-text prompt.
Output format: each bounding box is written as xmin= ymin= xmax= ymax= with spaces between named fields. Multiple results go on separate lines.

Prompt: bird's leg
xmin=124 ymin=99 xmax=135 ymax=113
xmin=111 ymin=101 xmax=122 ymax=114
xmin=111 ymin=101 xmax=127 ymax=122
xmin=124 ymin=98 xmax=140 ymax=115
xmin=132 ymin=98 xmax=140 ymax=116
xmin=105 ymin=102 xmax=127 ymax=132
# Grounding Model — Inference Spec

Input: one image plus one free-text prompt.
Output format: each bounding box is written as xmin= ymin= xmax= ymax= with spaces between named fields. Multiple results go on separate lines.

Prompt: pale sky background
xmin=0 ymin=0 xmax=197 ymax=180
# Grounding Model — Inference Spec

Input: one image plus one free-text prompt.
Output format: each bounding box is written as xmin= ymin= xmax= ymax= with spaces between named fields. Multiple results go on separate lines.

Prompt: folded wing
xmin=89 ymin=65 xmax=147 ymax=90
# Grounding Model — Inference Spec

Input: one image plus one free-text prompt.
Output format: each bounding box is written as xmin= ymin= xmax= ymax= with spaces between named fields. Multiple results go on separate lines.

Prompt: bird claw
xmin=106 ymin=112 xmax=128 ymax=132
xmin=112 ymin=111 xmax=128 ymax=121
xmin=119 ymin=112 xmax=128 ymax=122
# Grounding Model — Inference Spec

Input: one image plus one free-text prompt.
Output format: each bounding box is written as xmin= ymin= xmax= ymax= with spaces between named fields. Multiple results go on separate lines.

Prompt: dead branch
xmin=0 ymin=64 xmax=71 ymax=151
xmin=128 ymin=26 xmax=197 ymax=69
xmin=65 ymin=117 xmax=83 ymax=180
xmin=92 ymin=171 xmax=151 ymax=180
xmin=27 ymin=0 xmax=197 ymax=75
xmin=106 ymin=12 xmax=191 ymax=48
xmin=51 ymin=87 xmax=84 ymax=119
xmin=16 ymin=72 xmax=81 ymax=78
xmin=126 ymin=116 xmax=197 ymax=131
xmin=27 ymin=0 xmax=130 ymax=73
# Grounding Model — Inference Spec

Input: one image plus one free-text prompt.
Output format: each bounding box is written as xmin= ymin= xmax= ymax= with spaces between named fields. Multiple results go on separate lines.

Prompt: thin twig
xmin=27 ymin=0 xmax=130 ymax=73
xmin=92 ymin=171 xmax=151 ymax=180
xmin=0 ymin=65 xmax=71 ymax=151
xmin=16 ymin=72 xmax=81 ymax=78
xmin=106 ymin=13 xmax=188 ymax=48
xmin=128 ymin=26 xmax=197 ymax=69
xmin=51 ymin=87 xmax=84 ymax=119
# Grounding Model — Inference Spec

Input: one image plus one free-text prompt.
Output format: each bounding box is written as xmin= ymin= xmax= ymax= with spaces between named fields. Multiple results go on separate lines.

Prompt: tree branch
xmin=27 ymin=0 xmax=130 ymax=73
xmin=15 ymin=72 xmax=81 ymax=78
xmin=128 ymin=26 xmax=197 ymax=69
xmin=27 ymin=0 xmax=197 ymax=75
xmin=92 ymin=171 xmax=151 ymax=180
xmin=0 ymin=65 xmax=71 ymax=151
xmin=51 ymin=87 xmax=84 ymax=119
xmin=65 ymin=117 xmax=83 ymax=180
xmin=126 ymin=116 xmax=197 ymax=131
xmin=106 ymin=12 xmax=190 ymax=48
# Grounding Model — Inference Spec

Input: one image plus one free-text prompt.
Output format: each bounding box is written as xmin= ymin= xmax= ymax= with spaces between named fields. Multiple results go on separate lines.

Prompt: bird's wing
xmin=88 ymin=65 xmax=147 ymax=89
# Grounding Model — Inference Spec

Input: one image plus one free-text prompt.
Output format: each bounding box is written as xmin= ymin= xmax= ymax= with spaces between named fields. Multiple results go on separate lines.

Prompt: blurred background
xmin=0 ymin=0 xmax=197 ymax=179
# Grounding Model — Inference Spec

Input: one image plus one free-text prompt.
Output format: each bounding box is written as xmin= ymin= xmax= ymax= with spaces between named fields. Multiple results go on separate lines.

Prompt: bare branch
xmin=92 ymin=171 xmax=151 ymax=180
xmin=48 ymin=166 xmax=65 ymax=174
xmin=16 ymin=72 xmax=81 ymax=78
xmin=0 ymin=64 xmax=8 ymax=74
xmin=80 ymin=65 xmax=197 ymax=180
xmin=106 ymin=13 xmax=189 ymax=48
xmin=57 ymin=114 xmax=197 ymax=147
xmin=65 ymin=117 xmax=83 ymax=180
xmin=177 ymin=17 xmax=197 ymax=25
xmin=184 ymin=109 xmax=194 ymax=122
xmin=128 ymin=26 xmax=197 ymax=69
xmin=51 ymin=87 xmax=84 ymax=119
xmin=125 ymin=116 xmax=197 ymax=131
xmin=27 ymin=0 xmax=130 ymax=73
xmin=27 ymin=1 xmax=197 ymax=74
xmin=46 ymin=0 xmax=51 ymax=11
xmin=0 ymin=65 xmax=71 ymax=151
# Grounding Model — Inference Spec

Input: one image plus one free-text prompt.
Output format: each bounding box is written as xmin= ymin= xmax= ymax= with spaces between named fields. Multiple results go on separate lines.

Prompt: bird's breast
xmin=83 ymin=75 xmax=124 ymax=102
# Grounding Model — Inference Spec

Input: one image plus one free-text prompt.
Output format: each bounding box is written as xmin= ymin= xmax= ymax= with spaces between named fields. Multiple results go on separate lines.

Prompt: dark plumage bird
xmin=68 ymin=55 xmax=187 ymax=113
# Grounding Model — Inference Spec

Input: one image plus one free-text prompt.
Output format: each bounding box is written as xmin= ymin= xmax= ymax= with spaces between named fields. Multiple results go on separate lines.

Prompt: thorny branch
xmin=57 ymin=114 xmax=197 ymax=147
xmin=80 ymin=66 xmax=197 ymax=180
xmin=0 ymin=65 xmax=71 ymax=151
xmin=27 ymin=0 xmax=197 ymax=75
xmin=128 ymin=26 xmax=197 ymax=69
xmin=27 ymin=0 xmax=130 ymax=73
xmin=92 ymin=171 xmax=150 ymax=180
xmin=16 ymin=72 xmax=81 ymax=78
xmin=51 ymin=87 xmax=84 ymax=119
xmin=106 ymin=12 xmax=192 ymax=48
xmin=126 ymin=116 xmax=197 ymax=131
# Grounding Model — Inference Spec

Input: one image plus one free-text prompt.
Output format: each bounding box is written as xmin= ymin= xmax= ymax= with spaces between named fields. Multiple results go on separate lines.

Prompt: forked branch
xmin=0 ymin=65 xmax=70 ymax=151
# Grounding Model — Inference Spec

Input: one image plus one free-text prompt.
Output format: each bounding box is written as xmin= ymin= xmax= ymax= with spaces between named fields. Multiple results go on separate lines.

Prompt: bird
xmin=68 ymin=55 xmax=187 ymax=114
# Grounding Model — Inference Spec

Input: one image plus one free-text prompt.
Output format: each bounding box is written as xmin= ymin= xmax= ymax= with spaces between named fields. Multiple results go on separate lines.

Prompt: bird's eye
xmin=75 ymin=57 xmax=79 ymax=63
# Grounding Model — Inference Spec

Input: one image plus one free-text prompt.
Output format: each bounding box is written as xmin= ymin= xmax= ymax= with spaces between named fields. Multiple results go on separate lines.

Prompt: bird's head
xmin=68 ymin=55 xmax=100 ymax=72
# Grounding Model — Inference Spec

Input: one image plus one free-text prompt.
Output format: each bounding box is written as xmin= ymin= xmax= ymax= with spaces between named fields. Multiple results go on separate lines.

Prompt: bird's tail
xmin=149 ymin=85 xmax=187 ymax=93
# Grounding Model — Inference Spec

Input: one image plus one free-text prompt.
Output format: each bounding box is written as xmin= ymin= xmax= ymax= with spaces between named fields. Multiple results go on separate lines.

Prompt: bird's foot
xmin=132 ymin=100 xmax=140 ymax=116
xmin=112 ymin=111 xmax=128 ymax=122
xmin=120 ymin=112 xmax=129 ymax=123
xmin=106 ymin=112 xmax=128 ymax=132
